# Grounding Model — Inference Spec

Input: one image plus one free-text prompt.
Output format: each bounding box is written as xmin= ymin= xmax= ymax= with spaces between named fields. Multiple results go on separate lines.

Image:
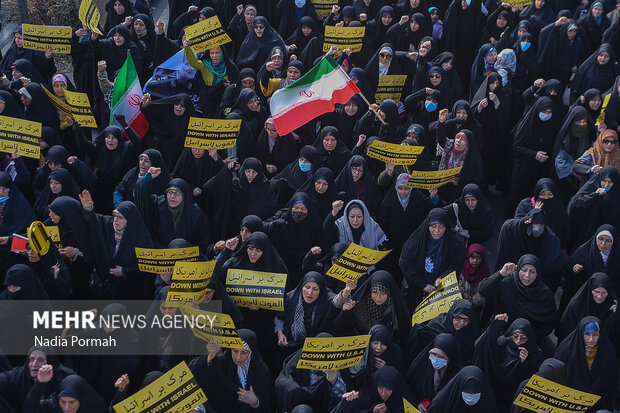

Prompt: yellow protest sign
xmin=179 ymin=305 xmax=245 ymax=349
xmin=0 ymin=115 xmax=41 ymax=159
xmin=27 ymin=221 xmax=51 ymax=256
xmin=166 ymin=261 xmax=216 ymax=306
xmin=322 ymin=26 xmax=366 ymax=53
xmin=312 ymin=0 xmax=338 ymax=14
xmin=367 ymin=140 xmax=424 ymax=165
xmin=112 ymin=361 xmax=207 ymax=413
xmin=45 ymin=225 xmax=62 ymax=248
xmin=225 ymin=269 xmax=287 ymax=311
xmin=375 ymin=74 xmax=407 ymax=103
xmin=64 ymin=90 xmax=98 ymax=128
xmin=296 ymin=335 xmax=371 ymax=370
xmin=505 ymin=0 xmax=531 ymax=6
xmin=326 ymin=243 xmax=391 ymax=283
xmin=41 ymin=85 xmax=73 ymax=119
xmin=79 ymin=0 xmax=103 ymax=35
xmin=184 ymin=117 xmax=241 ymax=150
xmin=404 ymin=398 xmax=421 ymax=412
xmin=135 ymin=247 xmax=200 ymax=274
xmin=185 ymin=16 xmax=232 ymax=53
xmin=406 ymin=167 xmax=463 ymax=189
xmin=513 ymin=374 xmax=601 ymax=413
xmin=412 ymin=272 xmax=462 ymax=325
xmin=22 ymin=24 xmax=72 ymax=54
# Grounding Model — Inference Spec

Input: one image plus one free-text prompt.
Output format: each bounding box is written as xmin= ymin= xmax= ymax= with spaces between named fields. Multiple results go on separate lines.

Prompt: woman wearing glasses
xmin=573 ymin=129 xmax=620 ymax=179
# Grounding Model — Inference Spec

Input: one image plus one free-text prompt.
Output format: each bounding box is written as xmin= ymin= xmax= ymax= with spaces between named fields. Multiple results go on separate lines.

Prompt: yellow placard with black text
xmin=367 ymin=140 xmax=423 ymax=165
xmin=225 ymin=268 xmax=287 ymax=311
xmin=404 ymin=398 xmax=421 ymax=412
xmin=513 ymin=374 xmax=601 ymax=413
xmin=411 ymin=272 xmax=462 ymax=325
xmin=375 ymin=74 xmax=407 ymax=103
xmin=185 ymin=16 xmax=232 ymax=53
xmin=406 ymin=167 xmax=462 ymax=189
xmin=322 ymin=26 xmax=366 ymax=53
xmin=296 ymin=335 xmax=371 ymax=370
xmin=0 ymin=115 xmax=41 ymax=159
xmin=79 ymin=0 xmax=103 ymax=35
xmin=135 ymin=247 xmax=200 ymax=274
xmin=505 ymin=0 xmax=531 ymax=6
xmin=179 ymin=305 xmax=245 ymax=349
xmin=166 ymin=261 xmax=215 ymax=306
xmin=64 ymin=90 xmax=98 ymax=128
xmin=112 ymin=361 xmax=207 ymax=413
xmin=311 ymin=0 xmax=338 ymax=14
xmin=184 ymin=117 xmax=241 ymax=150
xmin=326 ymin=243 xmax=391 ymax=283
xmin=22 ymin=24 xmax=71 ymax=54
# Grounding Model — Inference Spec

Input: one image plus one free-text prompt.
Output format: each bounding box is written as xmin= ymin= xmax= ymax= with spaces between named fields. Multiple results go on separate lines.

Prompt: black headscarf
xmin=350 ymin=324 xmax=406 ymax=383
xmin=1 ymin=264 xmax=50 ymax=301
xmin=0 ymin=90 xmax=24 ymax=118
xmin=52 ymin=374 xmax=108 ymax=413
xmin=274 ymin=146 xmax=320 ymax=194
xmin=510 ymin=358 xmax=568 ymax=413
xmin=571 ymin=43 xmax=617 ymax=102
xmin=171 ymin=147 xmax=222 ymax=189
xmin=512 ymin=97 xmax=558 ymax=165
xmin=0 ymin=172 xmax=35 ymax=236
xmin=103 ymin=0 xmax=135 ymax=34
xmin=431 ymin=52 xmax=462 ymax=107
xmin=293 ymin=167 xmax=337 ymax=220
xmin=225 ymin=231 xmax=288 ymax=275
xmin=116 ymin=148 xmax=171 ymax=205
xmin=98 ymin=24 xmax=142 ymax=80
xmin=552 ymin=105 xmax=597 ymax=169
xmin=446 ymin=183 xmax=493 ymax=245
xmin=554 ymin=316 xmax=619 ymax=410
xmin=238 ymin=157 xmax=280 ymax=219
xmin=236 ymin=16 xmax=287 ymax=72
xmin=33 ymin=168 xmax=81 ymax=220
xmin=254 ymin=122 xmax=298 ymax=179
xmin=23 ymin=83 xmax=59 ymax=132
xmin=286 ymin=16 xmax=319 ymax=55
xmin=91 ymin=125 xmax=139 ymax=187
xmin=577 ymin=1 xmax=611 ymax=49
xmin=313 ymin=126 xmax=352 ymax=175
xmin=334 ymin=155 xmax=384 ymax=216
xmin=48 ymin=196 xmax=97 ymax=264
xmin=9 ymin=58 xmax=46 ymax=85
xmin=570 ymin=88 xmax=602 ymax=124
xmin=426 ymin=365 xmax=497 ymax=412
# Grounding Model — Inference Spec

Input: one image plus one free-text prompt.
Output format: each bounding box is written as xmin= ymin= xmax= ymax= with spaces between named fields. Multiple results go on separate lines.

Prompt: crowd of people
xmin=1 ymin=0 xmax=620 ymax=411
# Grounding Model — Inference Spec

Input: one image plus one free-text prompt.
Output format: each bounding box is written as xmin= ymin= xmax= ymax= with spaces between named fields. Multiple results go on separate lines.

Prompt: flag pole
xmin=357 ymin=91 xmax=387 ymax=125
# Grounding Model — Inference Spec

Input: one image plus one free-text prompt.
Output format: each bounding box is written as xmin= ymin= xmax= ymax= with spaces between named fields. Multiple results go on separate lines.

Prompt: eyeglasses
xmin=254 ymin=24 xmax=265 ymax=29
xmin=351 ymin=167 xmax=364 ymax=174
xmin=603 ymin=139 xmax=618 ymax=145
xmin=265 ymin=127 xmax=277 ymax=133
xmin=453 ymin=315 xmax=470 ymax=325
xmin=430 ymin=74 xmax=441 ymax=79
xmin=511 ymin=333 xmax=528 ymax=342
xmin=379 ymin=53 xmax=392 ymax=59
xmin=166 ymin=190 xmax=182 ymax=197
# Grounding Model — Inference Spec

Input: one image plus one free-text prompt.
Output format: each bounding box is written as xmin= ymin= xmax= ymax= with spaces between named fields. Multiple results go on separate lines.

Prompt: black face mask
xmin=291 ymin=211 xmax=308 ymax=223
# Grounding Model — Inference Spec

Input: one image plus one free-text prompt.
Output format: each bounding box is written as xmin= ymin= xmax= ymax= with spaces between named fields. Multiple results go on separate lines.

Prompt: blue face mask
xmin=601 ymin=185 xmax=611 ymax=192
xmin=425 ymin=100 xmax=437 ymax=112
xmin=461 ymin=392 xmax=481 ymax=406
xmin=299 ymin=160 xmax=311 ymax=172
xmin=0 ymin=195 xmax=8 ymax=203
xmin=538 ymin=112 xmax=552 ymax=121
xmin=520 ymin=41 xmax=531 ymax=52
xmin=429 ymin=354 xmax=448 ymax=369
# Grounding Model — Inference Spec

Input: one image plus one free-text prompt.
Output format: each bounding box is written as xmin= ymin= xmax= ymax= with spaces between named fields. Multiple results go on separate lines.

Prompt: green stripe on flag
xmin=282 ymin=54 xmax=339 ymax=90
xmin=110 ymin=52 xmax=139 ymax=125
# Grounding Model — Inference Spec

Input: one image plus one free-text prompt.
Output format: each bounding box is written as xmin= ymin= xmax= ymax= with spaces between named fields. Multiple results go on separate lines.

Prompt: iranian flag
xmin=270 ymin=55 xmax=359 ymax=136
xmin=110 ymin=53 xmax=149 ymax=137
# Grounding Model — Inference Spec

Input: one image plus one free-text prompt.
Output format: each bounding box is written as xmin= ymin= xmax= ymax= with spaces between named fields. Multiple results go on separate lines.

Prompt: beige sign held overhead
xmin=184 ymin=117 xmax=241 ymax=150
xmin=322 ymin=26 xmax=366 ymax=53
xmin=22 ymin=24 xmax=72 ymax=54
xmin=0 ymin=115 xmax=41 ymax=159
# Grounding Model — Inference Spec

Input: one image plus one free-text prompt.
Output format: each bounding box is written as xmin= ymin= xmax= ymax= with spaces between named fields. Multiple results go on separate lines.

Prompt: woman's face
xmin=485 ymin=50 xmax=498 ymax=65
xmin=49 ymin=179 xmax=62 ymax=195
xmin=583 ymin=332 xmax=600 ymax=348
xmin=113 ymin=32 xmax=125 ymax=47
xmin=464 ymin=195 xmax=477 ymax=211
xmin=468 ymin=251 xmax=482 ymax=268
xmin=133 ymin=19 xmax=146 ymax=35
xmin=345 ymin=101 xmax=359 ymax=116
xmin=138 ymin=154 xmax=151 ymax=175
xmin=159 ymin=301 xmax=177 ymax=318
xmin=59 ymin=396 xmax=80 ymax=413
xmin=112 ymin=210 xmax=127 ymax=232
xmin=381 ymin=14 xmax=393 ymax=26
xmin=53 ymin=81 xmax=67 ymax=97
xmin=209 ymin=48 xmax=222 ymax=65
xmin=350 ymin=165 xmax=364 ymax=182
xmin=589 ymin=95 xmax=602 ymax=110
xmin=429 ymin=223 xmax=446 ymax=240
xmin=538 ymin=189 xmax=554 ymax=199
xmin=232 ymin=348 xmax=251 ymax=366
xmin=244 ymin=7 xmax=256 ymax=25
xmin=397 ymin=185 xmax=412 ymax=200
xmin=271 ymin=55 xmax=283 ymax=68
xmin=323 ymin=134 xmax=337 ymax=151
xmin=592 ymin=4 xmax=603 ymax=17
xmin=379 ymin=51 xmax=392 ymax=66
xmin=496 ymin=15 xmax=508 ymax=28
xmin=265 ymin=122 xmax=278 ymax=139
xmin=247 ymin=96 xmax=260 ymax=112
xmin=20 ymin=93 xmax=31 ymax=107
xmin=191 ymin=148 xmax=204 ymax=158
xmin=489 ymin=80 xmax=500 ymax=91
xmin=371 ymin=340 xmax=388 ymax=356
xmin=371 ymin=290 xmax=388 ymax=305
xmin=173 ymin=102 xmax=186 ymax=116
xmin=314 ymin=178 xmax=328 ymax=194
xmin=28 ymin=350 xmax=47 ymax=378
xmin=511 ymin=329 xmax=528 ymax=346
xmin=166 ymin=188 xmax=183 ymax=208
xmin=429 ymin=71 xmax=442 ymax=86
xmin=602 ymin=136 xmax=618 ymax=153
xmin=287 ymin=67 xmax=302 ymax=82
xmin=105 ymin=134 xmax=119 ymax=150
xmin=600 ymin=176 xmax=614 ymax=190
xmin=253 ymin=22 xmax=265 ymax=37
xmin=203 ymin=288 xmax=215 ymax=302
xmin=452 ymin=314 xmax=470 ymax=330
xmin=247 ymin=246 xmax=263 ymax=263
xmin=597 ymin=50 xmax=610 ymax=65
xmin=244 ymin=168 xmax=258 ymax=183
xmin=301 ymin=26 xmax=312 ymax=36
xmin=0 ymin=185 xmax=9 ymax=198
xmin=113 ymin=0 xmax=125 ymax=14
xmin=455 ymin=108 xmax=468 ymax=120
xmin=534 ymin=0 xmax=545 ymax=9
xmin=442 ymin=59 xmax=453 ymax=71
xmin=348 ymin=206 xmax=364 ymax=229
xmin=299 ymin=157 xmax=311 ymax=171
xmin=48 ymin=210 xmax=61 ymax=224
xmin=410 ymin=19 xmax=420 ymax=31
xmin=596 ymin=234 xmax=612 ymax=252
xmin=377 ymin=386 xmax=392 ymax=402
xmin=240 ymin=226 xmax=251 ymax=242
xmin=518 ymin=263 xmax=537 ymax=286
xmin=302 ymin=281 xmax=320 ymax=304
xmin=242 ymin=78 xmax=255 ymax=89
xmin=410 ymin=0 xmax=420 ymax=7
xmin=454 ymin=133 xmax=468 ymax=152
xmin=592 ymin=287 xmax=608 ymax=304
xmin=14 ymin=33 xmax=23 ymax=48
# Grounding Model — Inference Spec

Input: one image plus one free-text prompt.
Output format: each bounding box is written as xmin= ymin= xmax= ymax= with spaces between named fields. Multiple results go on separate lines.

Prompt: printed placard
xmin=64 ymin=90 xmax=98 ymax=128
xmin=225 ymin=269 xmax=287 ymax=311
xmin=367 ymin=140 xmax=424 ymax=165
xmin=375 ymin=74 xmax=407 ymax=103
xmin=79 ymin=0 xmax=103 ymax=35
xmin=296 ymin=335 xmax=371 ymax=370
xmin=326 ymin=243 xmax=391 ymax=283
xmin=184 ymin=117 xmax=241 ymax=150
xmin=311 ymin=0 xmax=339 ymax=14
xmin=185 ymin=15 xmax=232 ymax=53
xmin=406 ymin=167 xmax=463 ymax=189
xmin=322 ymin=26 xmax=366 ymax=53
xmin=135 ymin=247 xmax=200 ymax=274
xmin=411 ymin=272 xmax=462 ymax=325
xmin=179 ymin=305 xmax=245 ymax=349
xmin=41 ymin=85 xmax=73 ymax=118
xmin=112 ymin=361 xmax=207 ymax=413
xmin=166 ymin=261 xmax=216 ymax=306
xmin=22 ymin=24 xmax=72 ymax=54
xmin=0 ymin=115 xmax=41 ymax=159
xmin=513 ymin=374 xmax=601 ymax=413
